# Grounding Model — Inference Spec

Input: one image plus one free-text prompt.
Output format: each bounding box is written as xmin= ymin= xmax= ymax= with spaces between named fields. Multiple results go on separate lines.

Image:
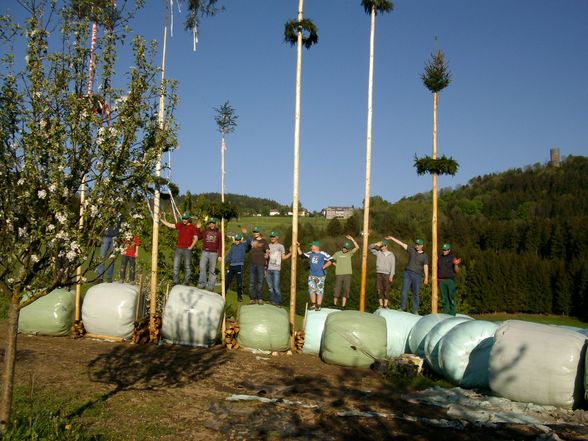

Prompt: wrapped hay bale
xmin=424 ymin=316 xmax=472 ymax=374
xmin=82 ymin=283 xmax=139 ymax=339
xmin=438 ymin=320 xmax=498 ymax=388
xmin=237 ymin=304 xmax=289 ymax=352
xmin=489 ymin=320 xmax=587 ymax=408
xmin=161 ymin=285 xmax=224 ymax=347
xmin=19 ymin=288 xmax=75 ymax=336
xmin=407 ymin=313 xmax=452 ymax=357
xmin=302 ymin=308 xmax=340 ymax=355
xmin=373 ymin=309 xmax=421 ymax=357
xmin=321 ymin=311 xmax=387 ymax=368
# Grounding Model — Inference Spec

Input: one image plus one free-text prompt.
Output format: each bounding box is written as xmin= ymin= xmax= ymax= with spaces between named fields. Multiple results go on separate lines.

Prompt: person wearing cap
xmin=119 ymin=232 xmax=140 ymax=283
xmin=247 ymin=226 xmax=269 ymax=304
xmin=197 ymin=217 xmax=222 ymax=291
xmin=225 ymin=226 xmax=251 ymax=302
xmin=161 ymin=212 xmax=199 ymax=285
xmin=297 ymin=241 xmax=333 ymax=311
xmin=331 ymin=235 xmax=359 ymax=309
xmin=266 ymin=231 xmax=292 ymax=306
xmin=369 ymin=239 xmax=396 ymax=309
xmin=386 ymin=235 xmax=429 ymax=314
xmin=438 ymin=243 xmax=461 ymax=315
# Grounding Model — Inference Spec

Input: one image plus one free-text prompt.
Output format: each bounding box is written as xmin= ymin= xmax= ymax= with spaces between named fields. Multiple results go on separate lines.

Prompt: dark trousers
xmin=119 ymin=255 xmax=136 ymax=282
xmin=249 ymin=264 xmax=265 ymax=300
xmin=226 ymin=265 xmax=243 ymax=299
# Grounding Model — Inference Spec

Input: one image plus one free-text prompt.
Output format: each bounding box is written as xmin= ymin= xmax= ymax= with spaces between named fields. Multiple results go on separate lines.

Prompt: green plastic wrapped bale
xmin=18 ymin=288 xmax=74 ymax=336
xmin=321 ymin=311 xmax=387 ymax=368
xmin=237 ymin=304 xmax=289 ymax=352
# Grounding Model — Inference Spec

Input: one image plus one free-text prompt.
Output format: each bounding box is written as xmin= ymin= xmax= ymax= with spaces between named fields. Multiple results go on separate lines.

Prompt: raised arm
xmin=346 ymin=235 xmax=360 ymax=253
xmin=385 ymin=235 xmax=408 ymax=250
xmin=160 ymin=216 xmax=175 ymax=229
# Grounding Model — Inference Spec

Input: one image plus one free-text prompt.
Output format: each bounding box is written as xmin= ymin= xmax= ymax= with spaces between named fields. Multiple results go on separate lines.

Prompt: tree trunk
xmin=0 ymin=298 xmax=20 ymax=433
xmin=359 ymin=6 xmax=376 ymax=312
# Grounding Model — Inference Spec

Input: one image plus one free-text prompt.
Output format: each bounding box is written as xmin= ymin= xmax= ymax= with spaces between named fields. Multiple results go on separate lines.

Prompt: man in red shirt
xmin=161 ymin=212 xmax=199 ymax=285
xmin=198 ymin=217 xmax=222 ymax=291
xmin=119 ymin=234 xmax=140 ymax=283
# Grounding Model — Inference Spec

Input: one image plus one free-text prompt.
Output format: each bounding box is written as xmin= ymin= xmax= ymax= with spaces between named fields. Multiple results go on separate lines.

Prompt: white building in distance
xmin=323 ymin=206 xmax=354 ymax=219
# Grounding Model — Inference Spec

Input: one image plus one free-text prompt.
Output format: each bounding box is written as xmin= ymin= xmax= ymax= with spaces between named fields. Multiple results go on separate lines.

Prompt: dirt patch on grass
xmin=2 ymin=329 xmax=587 ymax=440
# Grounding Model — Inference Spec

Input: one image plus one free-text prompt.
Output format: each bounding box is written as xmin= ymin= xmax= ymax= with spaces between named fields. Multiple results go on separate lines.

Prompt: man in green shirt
xmin=331 ymin=235 xmax=359 ymax=309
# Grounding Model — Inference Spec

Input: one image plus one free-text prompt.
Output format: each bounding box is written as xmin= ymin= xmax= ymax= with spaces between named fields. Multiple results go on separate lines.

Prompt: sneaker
xmin=257 ymin=299 xmax=264 ymax=305
xmin=315 ymin=305 xmax=322 ymax=311
xmin=249 ymin=300 xmax=256 ymax=305
xmin=308 ymin=303 xmax=315 ymax=311
xmin=238 ymin=296 xmax=243 ymax=302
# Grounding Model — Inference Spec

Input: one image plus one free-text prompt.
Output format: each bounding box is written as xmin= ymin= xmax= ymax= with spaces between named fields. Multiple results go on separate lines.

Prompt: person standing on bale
xmin=248 ymin=226 xmax=269 ymax=304
xmin=438 ymin=243 xmax=461 ymax=316
xmin=266 ymin=231 xmax=292 ymax=307
xmin=225 ymin=227 xmax=251 ymax=302
xmin=386 ymin=236 xmax=429 ymax=314
xmin=331 ymin=235 xmax=359 ymax=309
xmin=369 ymin=239 xmax=396 ymax=309
xmin=198 ymin=217 xmax=222 ymax=291
xmin=119 ymin=233 xmax=140 ymax=283
xmin=161 ymin=212 xmax=199 ymax=285
xmin=298 ymin=241 xmax=332 ymax=311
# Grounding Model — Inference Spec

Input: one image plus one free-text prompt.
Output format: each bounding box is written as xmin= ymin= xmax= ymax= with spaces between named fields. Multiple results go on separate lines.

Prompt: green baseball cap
xmin=234 ymin=233 xmax=243 ymax=241
xmin=253 ymin=226 xmax=262 ymax=233
xmin=442 ymin=243 xmax=451 ymax=250
xmin=207 ymin=217 xmax=217 ymax=224
xmin=311 ymin=240 xmax=321 ymax=248
xmin=343 ymin=241 xmax=353 ymax=250
xmin=380 ymin=239 xmax=389 ymax=247
xmin=415 ymin=239 xmax=424 ymax=245
xmin=181 ymin=212 xmax=191 ymax=219
xmin=270 ymin=231 xmax=279 ymax=237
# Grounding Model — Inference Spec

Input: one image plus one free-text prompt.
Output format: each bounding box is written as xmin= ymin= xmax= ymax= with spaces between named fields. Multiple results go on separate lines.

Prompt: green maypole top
xmin=284 ymin=18 xmax=319 ymax=49
xmin=422 ymin=50 xmax=452 ymax=93
xmin=361 ymin=0 xmax=394 ymax=15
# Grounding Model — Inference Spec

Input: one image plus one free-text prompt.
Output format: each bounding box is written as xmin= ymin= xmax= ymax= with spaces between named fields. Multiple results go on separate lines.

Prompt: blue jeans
xmin=97 ymin=236 xmax=115 ymax=281
xmin=198 ymin=251 xmax=217 ymax=291
xmin=400 ymin=270 xmax=422 ymax=314
xmin=249 ymin=264 xmax=265 ymax=300
xmin=225 ymin=265 xmax=243 ymax=299
xmin=267 ymin=270 xmax=281 ymax=305
xmin=173 ymin=248 xmax=192 ymax=285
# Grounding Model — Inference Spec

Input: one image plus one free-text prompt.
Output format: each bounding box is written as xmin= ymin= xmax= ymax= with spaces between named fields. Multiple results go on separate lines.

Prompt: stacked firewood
xmin=392 ymin=354 xmax=424 ymax=377
xmin=71 ymin=320 xmax=86 ymax=339
xmin=294 ymin=330 xmax=305 ymax=353
xmin=224 ymin=321 xmax=240 ymax=350
xmin=132 ymin=315 xmax=162 ymax=344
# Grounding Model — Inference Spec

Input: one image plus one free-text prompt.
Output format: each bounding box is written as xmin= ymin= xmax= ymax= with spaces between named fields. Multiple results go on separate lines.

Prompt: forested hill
xmin=367 ymin=155 xmax=588 ymax=319
xmin=180 ymin=192 xmax=290 ymax=217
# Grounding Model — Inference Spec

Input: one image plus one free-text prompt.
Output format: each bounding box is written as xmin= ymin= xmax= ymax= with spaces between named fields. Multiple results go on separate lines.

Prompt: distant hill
xmin=179 ymin=192 xmax=291 ymax=217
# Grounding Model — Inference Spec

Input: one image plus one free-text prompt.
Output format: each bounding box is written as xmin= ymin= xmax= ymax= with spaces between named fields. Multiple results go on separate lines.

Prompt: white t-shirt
xmin=268 ymin=243 xmax=286 ymax=271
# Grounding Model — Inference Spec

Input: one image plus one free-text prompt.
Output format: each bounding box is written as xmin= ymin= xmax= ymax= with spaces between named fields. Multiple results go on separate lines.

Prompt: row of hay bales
xmin=302 ymin=308 xmax=588 ymax=409
xmin=18 ymin=286 xmax=588 ymax=409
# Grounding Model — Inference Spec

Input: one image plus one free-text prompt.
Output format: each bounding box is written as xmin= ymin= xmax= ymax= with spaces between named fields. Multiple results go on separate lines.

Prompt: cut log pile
xmin=294 ymin=330 xmax=305 ymax=353
xmin=224 ymin=321 xmax=240 ymax=350
xmin=132 ymin=315 xmax=161 ymax=344
xmin=71 ymin=320 xmax=86 ymax=339
xmin=392 ymin=354 xmax=424 ymax=377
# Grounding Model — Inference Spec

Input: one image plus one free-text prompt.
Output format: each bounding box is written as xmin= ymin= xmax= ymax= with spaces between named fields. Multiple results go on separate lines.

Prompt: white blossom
xmin=39 ymin=119 xmax=46 ymax=129
xmin=55 ymin=230 xmax=68 ymax=240
xmin=48 ymin=184 xmax=57 ymax=192
xmin=37 ymin=189 xmax=47 ymax=199
xmin=18 ymin=227 xmax=26 ymax=236
xmin=66 ymin=250 xmax=77 ymax=261
xmin=55 ymin=212 xmax=67 ymax=224
xmin=47 ymin=224 xmax=55 ymax=232
xmin=31 ymin=255 xmax=39 ymax=263
xmin=17 ymin=178 xmax=25 ymax=186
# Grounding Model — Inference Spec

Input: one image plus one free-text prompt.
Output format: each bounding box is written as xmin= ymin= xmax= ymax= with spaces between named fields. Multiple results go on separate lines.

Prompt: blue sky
xmin=4 ymin=1 xmax=588 ymax=212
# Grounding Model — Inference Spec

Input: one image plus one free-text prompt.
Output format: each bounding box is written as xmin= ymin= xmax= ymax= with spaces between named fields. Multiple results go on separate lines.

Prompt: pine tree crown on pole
xmin=361 ymin=0 xmax=394 ymax=15
xmin=422 ymin=50 xmax=451 ymax=93
xmin=214 ymin=100 xmax=238 ymax=134
xmin=414 ymin=154 xmax=459 ymax=176
xmin=284 ymin=18 xmax=319 ymax=49
xmin=184 ymin=0 xmax=224 ymax=32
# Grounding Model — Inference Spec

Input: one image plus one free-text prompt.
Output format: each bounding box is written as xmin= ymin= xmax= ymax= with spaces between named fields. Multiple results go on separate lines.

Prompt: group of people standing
xmin=160 ymin=212 xmax=461 ymax=315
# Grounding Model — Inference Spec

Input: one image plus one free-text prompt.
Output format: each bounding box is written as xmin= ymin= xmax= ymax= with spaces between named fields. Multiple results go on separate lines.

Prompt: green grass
xmin=471 ymin=312 xmax=588 ymax=328
xmin=225 ymin=215 xmax=328 ymax=235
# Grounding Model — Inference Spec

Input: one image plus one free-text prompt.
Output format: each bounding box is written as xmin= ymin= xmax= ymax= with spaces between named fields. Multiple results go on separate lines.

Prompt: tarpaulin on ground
xmin=237 ymin=304 xmax=289 ymax=352
xmin=18 ymin=288 xmax=75 ymax=336
xmin=302 ymin=308 xmax=340 ymax=355
xmin=438 ymin=320 xmax=499 ymax=388
xmin=82 ymin=282 xmax=139 ymax=339
xmin=161 ymin=285 xmax=225 ymax=347
xmin=321 ymin=311 xmax=387 ymax=368
xmin=489 ymin=320 xmax=587 ymax=409
xmin=373 ymin=309 xmax=421 ymax=357
xmin=407 ymin=313 xmax=452 ymax=357
xmin=424 ymin=316 xmax=472 ymax=375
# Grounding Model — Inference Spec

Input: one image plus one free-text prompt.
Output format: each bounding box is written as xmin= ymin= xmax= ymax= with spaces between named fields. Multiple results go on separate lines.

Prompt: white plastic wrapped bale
xmin=489 ymin=320 xmax=587 ymax=409
xmin=237 ymin=304 xmax=289 ymax=352
xmin=424 ymin=316 xmax=472 ymax=374
xmin=407 ymin=313 xmax=452 ymax=357
xmin=82 ymin=283 xmax=139 ymax=339
xmin=321 ymin=311 xmax=387 ymax=368
xmin=161 ymin=285 xmax=225 ymax=347
xmin=18 ymin=288 xmax=75 ymax=336
xmin=373 ymin=309 xmax=421 ymax=357
xmin=438 ymin=320 xmax=499 ymax=388
xmin=302 ymin=308 xmax=340 ymax=355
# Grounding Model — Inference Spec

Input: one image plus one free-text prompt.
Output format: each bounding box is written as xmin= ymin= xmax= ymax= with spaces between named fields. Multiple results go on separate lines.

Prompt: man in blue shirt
xmin=298 ymin=241 xmax=332 ymax=311
xmin=225 ymin=227 xmax=251 ymax=302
